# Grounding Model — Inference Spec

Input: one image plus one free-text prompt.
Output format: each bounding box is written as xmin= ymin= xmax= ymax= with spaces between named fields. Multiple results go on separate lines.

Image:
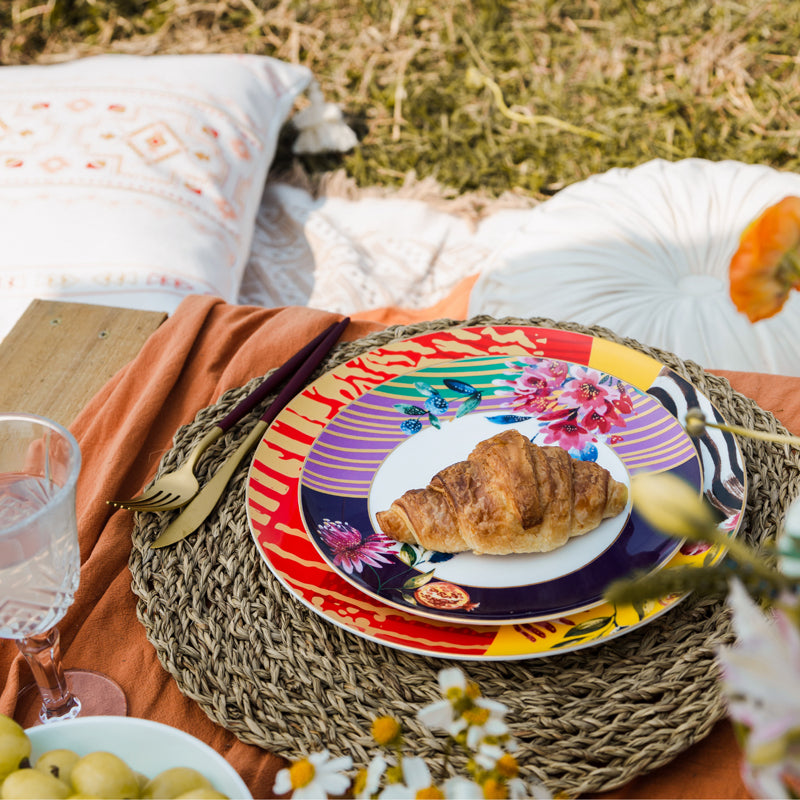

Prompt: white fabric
xmin=5 ymin=141 xmax=800 ymax=379
xmin=238 ymin=181 xmax=531 ymax=313
xmin=0 ymin=53 xmax=311 ymax=340
xmin=468 ymin=158 xmax=800 ymax=376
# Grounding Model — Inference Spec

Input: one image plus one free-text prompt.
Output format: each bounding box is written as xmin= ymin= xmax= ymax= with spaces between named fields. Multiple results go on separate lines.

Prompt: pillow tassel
xmin=292 ymin=80 xmax=358 ymax=155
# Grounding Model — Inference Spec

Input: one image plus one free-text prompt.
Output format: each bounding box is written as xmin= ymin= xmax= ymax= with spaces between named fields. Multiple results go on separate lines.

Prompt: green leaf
xmin=402 ymin=593 xmax=418 ymax=606
xmin=403 ymin=570 xmax=436 ymax=590
xmin=456 ymin=392 xmax=482 ymax=418
xmin=397 ymin=544 xmax=417 ymax=566
xmin=562 ymin=616 xmax=613 ymax=638
xmin=428 ymin=412 xmax=441 ymax=429
xmin=394 ymin=403 xmax=427 ymax=416
xmin=415 ymin=382 xmax=435 ymax=396
xmin=551 ymin=637 xmax=586 ymax=648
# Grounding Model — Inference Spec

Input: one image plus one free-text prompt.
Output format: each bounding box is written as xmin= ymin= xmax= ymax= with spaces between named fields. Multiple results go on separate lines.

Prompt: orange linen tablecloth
xmin=1 ymin=290 xmax=795 ymax=799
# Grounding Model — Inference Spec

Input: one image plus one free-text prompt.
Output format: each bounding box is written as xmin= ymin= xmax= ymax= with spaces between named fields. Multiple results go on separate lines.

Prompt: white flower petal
xmin=508 ymin=777 xmax=553 ymax=800
xmin=466 ymin=725 xmax=485 ymax=750
xmin=363 ymin=754 xmax=388 ymax=794
xmin=272 ymin=769 xmax=292 ymax=795
xmin=443 ymin=776 xmax=484 ymax=799
xmin=438 ymin=667 xmax=467 ymax=694
xmin=402 ymin=756 xmax=431 ymax=790
xmin=324 ymin=755 xmax=354 ymax=773
xmin=474 ymin=751 xmax=498 ymax=770
xmin=417 ymin=699 xmax=453 ymax=729
xmin=308 ymin=749 xmax=332 ymax=766
xmin=320 ymin=772 xmax=352 ymax=795
xmin=448 ymin=717 xmax=467 ymax=738
xmin=295 ymin=783 xmax=327 ymax=800
xmin=476 ymin=697 xmax=509 ymax=716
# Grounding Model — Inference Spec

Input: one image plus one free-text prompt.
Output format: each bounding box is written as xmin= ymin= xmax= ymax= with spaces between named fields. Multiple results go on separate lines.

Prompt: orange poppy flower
xmin=729 ymin=196 xmax=800 ymax=322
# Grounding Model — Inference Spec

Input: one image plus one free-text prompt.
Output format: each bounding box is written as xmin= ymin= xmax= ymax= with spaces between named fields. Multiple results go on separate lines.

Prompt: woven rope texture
xmin=130 ymin=316 xmax=800 ymax=796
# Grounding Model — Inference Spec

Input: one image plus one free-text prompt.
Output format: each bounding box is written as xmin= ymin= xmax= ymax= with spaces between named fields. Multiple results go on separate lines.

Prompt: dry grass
xmin=3 ymin=0 xmax=800 ymax=200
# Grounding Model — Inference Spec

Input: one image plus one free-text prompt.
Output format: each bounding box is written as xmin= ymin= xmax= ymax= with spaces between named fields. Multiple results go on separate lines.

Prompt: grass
xmin=3 ymin=0 xmax=800 ymax=200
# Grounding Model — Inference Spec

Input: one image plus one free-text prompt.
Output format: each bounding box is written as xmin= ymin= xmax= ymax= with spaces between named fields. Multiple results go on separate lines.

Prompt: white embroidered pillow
xmin=0 ymin=53 xmax=312 ymax=340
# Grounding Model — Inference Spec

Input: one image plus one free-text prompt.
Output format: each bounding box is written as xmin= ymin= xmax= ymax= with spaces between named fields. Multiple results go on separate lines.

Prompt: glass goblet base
xmin=16 ymin=669 xmax=128 ymax=728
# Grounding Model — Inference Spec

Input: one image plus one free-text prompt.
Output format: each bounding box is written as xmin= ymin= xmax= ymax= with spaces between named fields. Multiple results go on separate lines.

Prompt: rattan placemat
xmin=130 ymin=315 xmax=800 ymax=797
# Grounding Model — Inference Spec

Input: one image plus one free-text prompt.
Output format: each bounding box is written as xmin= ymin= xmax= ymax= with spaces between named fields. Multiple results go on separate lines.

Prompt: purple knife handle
xmin=260 ymin=317 xmax=350 ymax=426
xmin=216 ymin=319 xmax=343 ymax=432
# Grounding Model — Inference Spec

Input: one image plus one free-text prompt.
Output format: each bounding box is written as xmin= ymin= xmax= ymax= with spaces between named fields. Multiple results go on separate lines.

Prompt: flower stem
xmin=698 ymin=417 xmax=800 ymax=448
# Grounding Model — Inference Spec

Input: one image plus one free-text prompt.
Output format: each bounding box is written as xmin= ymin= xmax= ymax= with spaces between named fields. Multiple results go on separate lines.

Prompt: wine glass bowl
xmin=0 ymin=413 xmax=126 ymax=724
xmin=0 ymin=416 xmax=81 ymax=641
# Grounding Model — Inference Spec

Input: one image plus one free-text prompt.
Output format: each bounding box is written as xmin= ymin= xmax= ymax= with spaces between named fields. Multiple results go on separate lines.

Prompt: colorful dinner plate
xmin=246 ymin=325 xmax=746 ymax=660
xmin=300 ymin=356 xmax=700 ymax=625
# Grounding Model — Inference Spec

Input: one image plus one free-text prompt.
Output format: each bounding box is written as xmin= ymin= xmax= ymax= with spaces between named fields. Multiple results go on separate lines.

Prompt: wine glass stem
xmin=16 ymin=628 xmax=81 ymax=722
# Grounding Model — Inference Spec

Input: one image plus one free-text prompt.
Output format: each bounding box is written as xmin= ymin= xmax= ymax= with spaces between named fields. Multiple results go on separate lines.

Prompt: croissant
xmin=376 ymin=429 xmax=628 ymax=555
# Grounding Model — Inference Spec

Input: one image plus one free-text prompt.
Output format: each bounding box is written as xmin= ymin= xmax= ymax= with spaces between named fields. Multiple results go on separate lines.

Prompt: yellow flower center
xmin=352 ymin=768 xmax=368 ymax=796
xmin=463 ymin=706 xmax=490 ymax=726
xmin=482 ymin=777 xmax=508 ymax=799
xmin=372 ymin=715 xmax=402 ymax=746
xmin=466 ymin=681 xmax=481 ymax=700
xmin=416 ymin=786 xmax=445 ymax=799
xmin=288 ymin=759 xmax=315 ymax=789
xmin=496 ymin=754 xmax=519 ymax=779
xmin=386 ymin=765 xmax=404 ymax=784
xmin=445 ymin=686 xmax=464 ymax=703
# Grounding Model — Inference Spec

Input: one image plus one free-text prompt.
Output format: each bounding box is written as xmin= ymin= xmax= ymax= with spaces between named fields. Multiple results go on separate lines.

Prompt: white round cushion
xmin=468 ymin=158 xmax=800 ymax=375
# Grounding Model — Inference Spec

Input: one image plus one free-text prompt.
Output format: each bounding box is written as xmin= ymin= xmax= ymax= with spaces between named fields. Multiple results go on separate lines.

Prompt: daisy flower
xmin=417 ymin=667 xmax=511 ymax=750
xmin=273 ymin=749 xmax=353 ymax=799
xmin=460 ymin=699 xmax=510 ymax=750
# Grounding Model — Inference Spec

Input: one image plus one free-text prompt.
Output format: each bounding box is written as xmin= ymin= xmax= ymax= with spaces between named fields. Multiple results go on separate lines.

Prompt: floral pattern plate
xmin=246 ymin=325 xmax=746 ymax=660
xmin=300 ymin=356 xmax=699 ymax=625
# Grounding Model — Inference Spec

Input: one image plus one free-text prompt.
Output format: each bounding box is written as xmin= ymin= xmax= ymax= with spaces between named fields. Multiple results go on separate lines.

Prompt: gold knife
xmin=149 ymin=317 xmax=349 ymax=549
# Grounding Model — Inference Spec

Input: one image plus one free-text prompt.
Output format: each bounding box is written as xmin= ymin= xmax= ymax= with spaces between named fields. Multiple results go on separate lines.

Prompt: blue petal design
xmin=400 ymin=418 xmax=423 ymax=434
xmin=486 ymin=414 xmax=534 ymax=424
xmin=425 ymin=395 xmax=449 ymax=413
xmin=580 ymin=444 xmax=599 ymax=462
xmin=444 ymin=378 xmax=477 ymax=395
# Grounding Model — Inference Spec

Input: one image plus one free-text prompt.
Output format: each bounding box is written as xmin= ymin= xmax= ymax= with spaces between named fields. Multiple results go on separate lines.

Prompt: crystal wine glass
xmin=0 ymin=412 xmax=126 ymax=725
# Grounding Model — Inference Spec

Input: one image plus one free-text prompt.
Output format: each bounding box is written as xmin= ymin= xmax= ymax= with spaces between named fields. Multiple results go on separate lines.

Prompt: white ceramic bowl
xmin=25 ymin=716 xmax=252 ymax=799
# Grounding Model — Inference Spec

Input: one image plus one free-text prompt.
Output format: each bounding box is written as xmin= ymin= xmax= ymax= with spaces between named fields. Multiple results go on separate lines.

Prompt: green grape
xmin=35 ymin=750 xmax=80 ymax=786
xmin=1 ymin=767 xmax=70 ymax=799
xmin=134 ymin=772 xmax=149 ymax=793
xmin=174 ymin=790 xmax=228 ymax=799
xmin=141 ymin=767 xmax=212 ymax=799
xmin=69 ymin=752 xmax=139 ymax=799
xmin=0 ymin=716 xmax=31 ymax=781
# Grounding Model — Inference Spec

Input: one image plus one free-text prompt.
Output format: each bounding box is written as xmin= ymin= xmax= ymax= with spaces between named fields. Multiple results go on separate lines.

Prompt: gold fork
xmin=108 ymin=319 xmax=347 ymax=512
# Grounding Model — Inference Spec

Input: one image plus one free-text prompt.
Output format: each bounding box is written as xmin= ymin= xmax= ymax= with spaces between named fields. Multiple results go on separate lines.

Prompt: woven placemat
xmin=130 ymin=315 xmax=800 ymax=797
